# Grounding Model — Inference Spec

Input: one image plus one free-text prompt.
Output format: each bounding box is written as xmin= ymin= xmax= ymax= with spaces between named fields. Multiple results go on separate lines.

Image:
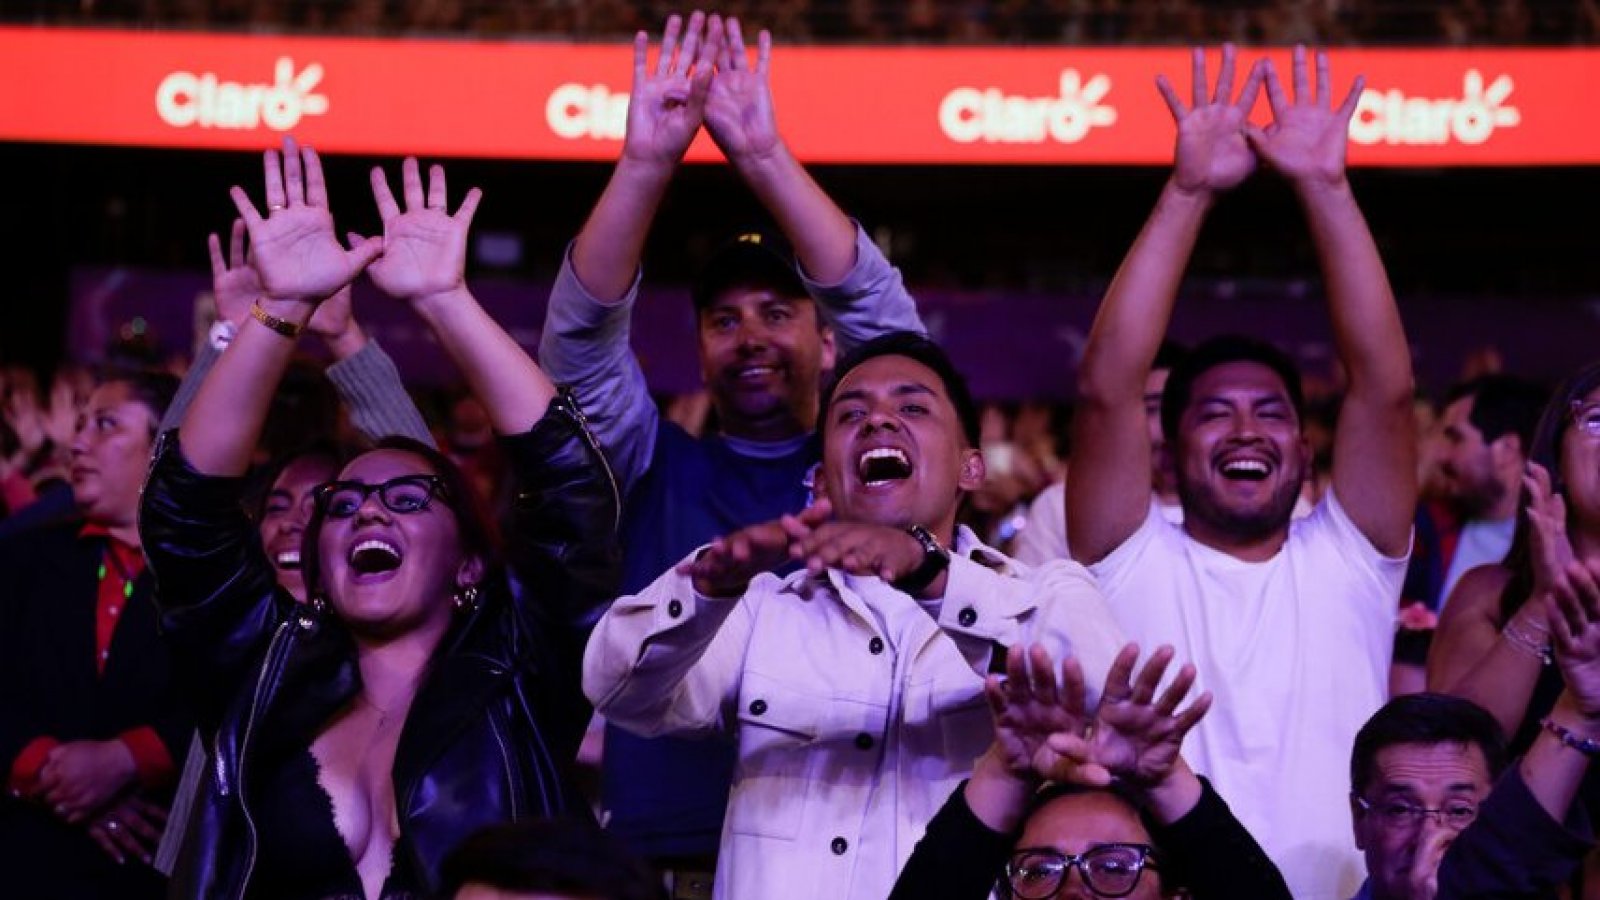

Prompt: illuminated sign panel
xmin=1 ymin=28 xmax=1594 ymax=165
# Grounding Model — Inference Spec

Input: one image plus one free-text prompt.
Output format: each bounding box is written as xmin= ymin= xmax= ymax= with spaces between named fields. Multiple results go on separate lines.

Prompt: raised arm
xmin=1068 ymin=46 xmax=1263 ymax=564
xmin=179 ymin=139 xmax=380 ymax=476
xmin=703 ymin=17 xmax=922 ymax=348
xmin=703 ymin=17 xmax=851 ymax=283
xmin=572 ymin=12 xmax=714 ymax=302
xmin=363 ymin=158 xmax=551 ymax=435
xmin=540 ymin=13 xmax=717 ymax=490
xmin=1247 ymin=48 xmax=1415 ymax=556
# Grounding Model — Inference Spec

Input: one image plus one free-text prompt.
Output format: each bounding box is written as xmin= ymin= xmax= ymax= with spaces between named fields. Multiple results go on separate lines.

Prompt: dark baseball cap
xmin=691 ymin=231 xmax=808 ymax=311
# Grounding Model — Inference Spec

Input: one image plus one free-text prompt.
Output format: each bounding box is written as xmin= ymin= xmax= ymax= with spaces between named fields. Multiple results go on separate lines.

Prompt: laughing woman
xmin=139 ymin=141 xmax=620 ymax=900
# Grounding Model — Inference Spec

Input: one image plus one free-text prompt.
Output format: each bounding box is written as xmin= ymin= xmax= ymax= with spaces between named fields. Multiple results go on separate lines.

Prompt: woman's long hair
xmin=1497 ymin=361 xmax=1600 ymax=623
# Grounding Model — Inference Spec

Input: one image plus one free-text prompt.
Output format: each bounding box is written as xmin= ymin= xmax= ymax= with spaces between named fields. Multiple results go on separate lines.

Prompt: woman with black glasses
xmin=139 ymin=139 xmax=619 ymax=900
xmin=890 ymin=643 xmax=1291 ymax=900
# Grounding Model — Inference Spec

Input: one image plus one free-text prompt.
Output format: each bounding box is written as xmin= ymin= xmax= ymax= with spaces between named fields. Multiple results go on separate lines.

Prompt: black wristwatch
xmin=893 ymin=524 xmax=951 ymax=594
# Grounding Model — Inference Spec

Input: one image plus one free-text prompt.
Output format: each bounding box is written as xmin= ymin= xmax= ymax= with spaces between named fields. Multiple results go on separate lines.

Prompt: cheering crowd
xmin=3 ymin=13 xmax=1600 ymax=900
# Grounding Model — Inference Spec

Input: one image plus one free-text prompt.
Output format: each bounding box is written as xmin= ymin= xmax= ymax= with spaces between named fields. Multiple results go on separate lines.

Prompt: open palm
xmin=1081 ymin=645 xmax=1211 ymax=786
xmin=230 ymin=138 xmax=378 ymax=304
xmin=1247 ymin=46 xmax=1364 ymax=188
xmin=623 ymin=13 xmax=716 ymax=167
xmin=1158 ymin=45 xmax=1264 ymax=196
xmin=365 ymin=158 xmax=480 ymax=303
xmin=985 ymin=645 xmax=1092 ymax=777
xmin=704 ymin=18 xmax=781 ymax=163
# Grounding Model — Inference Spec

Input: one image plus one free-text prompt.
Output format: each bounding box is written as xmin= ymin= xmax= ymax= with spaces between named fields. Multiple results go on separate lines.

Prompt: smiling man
xmin=538 ymin=15 xmax=924 ymax=881
xmin=584 ymin=332 xmax=1124 ymax=900
xmin=1348 ymin=693 xmax=1503 ymax=900
xmin=1064 ymin=47 xmax=1417 ymax=900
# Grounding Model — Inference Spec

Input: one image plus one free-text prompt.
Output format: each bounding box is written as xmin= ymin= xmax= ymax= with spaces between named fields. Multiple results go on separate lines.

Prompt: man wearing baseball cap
xmin=538 ymin=13 xmax=922 ymax=890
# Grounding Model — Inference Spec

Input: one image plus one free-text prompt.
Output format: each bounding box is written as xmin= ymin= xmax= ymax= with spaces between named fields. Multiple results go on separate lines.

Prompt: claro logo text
xmin=156 ymin=57 xmax=329 ymax=131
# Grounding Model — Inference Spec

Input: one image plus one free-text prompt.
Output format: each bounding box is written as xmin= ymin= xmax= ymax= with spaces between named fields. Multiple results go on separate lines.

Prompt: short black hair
xmin=98 ymin=367 xmax=180 ymax=437
xmin=1445 ymin=374 xmax=1548 ymax=454
xmin=820 ymin=331 xmax=981 ymax=448
xmin=691 ymin=230 xmax=809 ymax=313
xmin=439 ymin=819 xmax=659 ymax=900
xmin=1159 ymin=335 xmax=1304 ymax=443
xmin=1152 ymin=339 xmax=1189 ymax=374
xmin=1350 ymin=693 xmax=1507 ymax=796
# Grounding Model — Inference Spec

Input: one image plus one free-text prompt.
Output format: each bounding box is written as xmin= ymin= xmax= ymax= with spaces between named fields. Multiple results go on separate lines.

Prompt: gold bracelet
xmin=250 ymin=301 xmax=304 ymax=339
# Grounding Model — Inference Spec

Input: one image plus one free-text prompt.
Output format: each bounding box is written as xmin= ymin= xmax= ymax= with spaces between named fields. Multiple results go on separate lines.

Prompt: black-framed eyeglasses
xmin=312 ymin=475 xmax=453 ymax=519
xmin=1354 ymin=795 xmax=1479 ymax=830
xmin=1005 ymin=844 xmax=1160 ymax=899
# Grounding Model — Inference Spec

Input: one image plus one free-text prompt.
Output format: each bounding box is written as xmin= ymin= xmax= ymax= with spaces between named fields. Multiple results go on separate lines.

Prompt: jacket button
xmin=854 ymin=733 xmax=874 ymax=750
xmin=667 ymin=599 xmax=683 ymax=618
xmin=868 ymin=637 xmax=885 ymax=655
xmin=749 ymin=699 xmax=768 ymax=716
xmin=958 ymin=607 xmax=977 ymax=627
xmin=831 ymin=836 xmax=849 ymax=855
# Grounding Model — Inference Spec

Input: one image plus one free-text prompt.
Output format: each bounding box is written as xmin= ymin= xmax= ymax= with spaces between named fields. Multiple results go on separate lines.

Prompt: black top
xmin=889 ymin=776 xmax=1293 ymax=900
xmin=250 ymin=747 xmax=420 ymax=900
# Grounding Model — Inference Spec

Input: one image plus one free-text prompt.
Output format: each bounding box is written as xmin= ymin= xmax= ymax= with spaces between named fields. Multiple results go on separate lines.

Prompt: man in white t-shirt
xmin=1066 ymin=47 xmax=1417 ymax=900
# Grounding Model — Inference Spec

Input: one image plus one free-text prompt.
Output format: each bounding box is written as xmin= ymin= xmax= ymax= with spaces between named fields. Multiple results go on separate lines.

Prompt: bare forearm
xmin=1141 ymin=758 xmax=1205 ymax=825
xmin=1520 ymin=693 xmax=1596 ymax=822
xmin=1078 ymin=181 xmax=1211 ymax=404
xmin=179 ymin=302 xmax=308 ymax=476
xmin=1297 ymin=181 xmax=1410 ymax=398
xmin=1440 ymin=634 xmax=1547 ymax=738
xmin=414 ymin=287 xmax=554 ymax=435
xmin=572 ymin=158 xmax=674 ymax=302
xmin=962 ymin=748 xmax=1035 ymax=833
xmin=733 ymin=145 xmax=855 ymax=285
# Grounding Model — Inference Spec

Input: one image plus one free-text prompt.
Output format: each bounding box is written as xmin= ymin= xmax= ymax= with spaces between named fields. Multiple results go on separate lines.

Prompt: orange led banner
xmin=1 ymin=27 xmax=1595 ymax=165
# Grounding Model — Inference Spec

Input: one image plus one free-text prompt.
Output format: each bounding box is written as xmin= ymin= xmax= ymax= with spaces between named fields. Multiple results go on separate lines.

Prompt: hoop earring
xmin=452 ymin=584 xmax=481 ymax=614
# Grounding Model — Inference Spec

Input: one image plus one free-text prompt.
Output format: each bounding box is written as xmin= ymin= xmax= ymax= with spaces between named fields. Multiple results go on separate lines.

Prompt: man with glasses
xmin=1348 ymin=693 xmax=1506 ymax=900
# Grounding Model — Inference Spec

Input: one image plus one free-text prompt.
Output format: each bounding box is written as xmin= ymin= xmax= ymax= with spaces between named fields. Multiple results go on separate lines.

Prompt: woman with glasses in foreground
xmin=889 ymin=643 xmax=1290 ymax=900
xmin=140 ymin=140 xmax=619 ymax=900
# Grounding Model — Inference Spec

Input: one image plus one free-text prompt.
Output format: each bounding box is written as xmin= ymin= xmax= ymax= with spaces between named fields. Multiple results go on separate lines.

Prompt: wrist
xmin=1139 ymin=759 xmax=1204 ymax=824
xmin=410 ymin=285 xmax=475 ymax=322
xmin=251 ymin=296 xmax=314 ymax=327
xmin=1292 ymin=174 xmax=1355 ymax=205
xmin=321 ymin=321 xmax=369 ymax=361
xmin=615 ymin=153 xmax=680 ymax=188
xmin=729 ymin=140 xmax=794 ymax=182
xmin=1160 ymin=176 xmax=1222 ymax=208
xmin=1550 ymin=693 xmax=1600 ymax=738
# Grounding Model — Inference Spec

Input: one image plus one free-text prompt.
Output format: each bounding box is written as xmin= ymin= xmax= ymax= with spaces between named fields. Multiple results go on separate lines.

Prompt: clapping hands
xmin=985 ymin=642 xmax=1211 ymax=791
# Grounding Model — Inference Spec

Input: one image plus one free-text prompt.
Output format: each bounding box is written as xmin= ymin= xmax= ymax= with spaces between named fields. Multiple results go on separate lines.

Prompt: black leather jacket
xmin=139 ymin=393 xmax=621 ymax=900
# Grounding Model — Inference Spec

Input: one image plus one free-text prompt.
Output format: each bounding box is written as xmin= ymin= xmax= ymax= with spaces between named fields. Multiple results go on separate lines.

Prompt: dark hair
xmin=1497 ymin=360 xmax=1600 ymax=623
xmin=820 ymin=331 xmax=981 ymax=448
xmin=439 ymin=819 xmax=660 ymax=900
xmin=994 ymin=783 xmax=1162 ymax=899
xmin=98 ymin=367 xmax=180 ymax=437
xmin=1152 ymin=339 xmax=1189 ymax=375
xmin=1350 ymin=693 xmax=1507 ymax=796
xmin=1159 ymin=335 xmax=1304 ymax=444
xmin=301 ymin=435 xmax=501 ymax=606
xmin=247 ymin=440 xmax=348 ymax=522
xmin=1445 ymin=375 xmax=1548 ymax=453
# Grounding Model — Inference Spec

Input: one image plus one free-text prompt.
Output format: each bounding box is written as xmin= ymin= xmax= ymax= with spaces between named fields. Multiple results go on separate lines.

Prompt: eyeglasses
xmin=1005 ymin=844 xmax=1160 ymax=899
xmin=1355 ymin=796 xmax=1479 ymax=830
xmin=313 ymin=475 xmax=452 ymax=519
xmin=1570 ymin=401 xmax=1600 ymax=439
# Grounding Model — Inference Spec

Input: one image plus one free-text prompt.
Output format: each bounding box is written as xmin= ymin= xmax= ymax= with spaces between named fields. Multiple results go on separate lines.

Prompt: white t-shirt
xmin=1012 ymin=481 xmax=1183 ymax=567
xmin=1090 ymin=493 xmax=1407 ymax=900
